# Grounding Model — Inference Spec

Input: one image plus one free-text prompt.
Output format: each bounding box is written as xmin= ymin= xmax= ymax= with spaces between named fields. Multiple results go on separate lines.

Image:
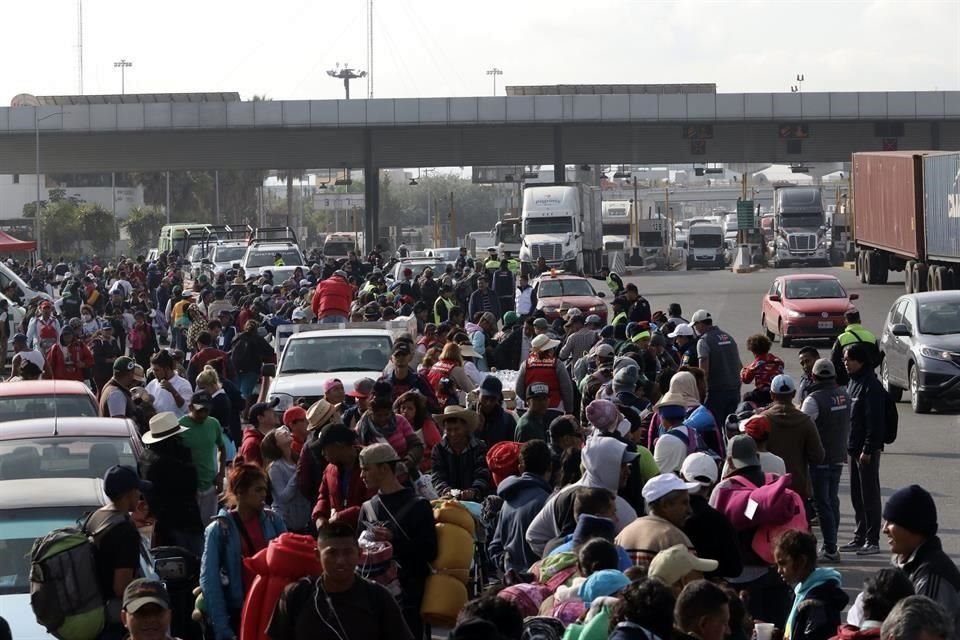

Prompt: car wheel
xmin=909 ymin=363 xmax=933 ymax=414
xmin=779 ymin=321 xmax=792 ymax=348
xmin=881 ymin=359 xmax=903 ymax=402
xmin=762 ymin=314 xmax=775 ymax=341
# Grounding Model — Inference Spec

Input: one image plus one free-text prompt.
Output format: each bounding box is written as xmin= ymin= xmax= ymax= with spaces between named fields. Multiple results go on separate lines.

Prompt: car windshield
xmin=0 ymin=395 xmax=98 ymax=422
xmin=324 ymin=242 xmax=355 ymax=256
xmin=525 ymin=217 xmax=572 ymax=234
xmin=432 ymin=249 xmax=460 ymax=261
xmin=214 ymin=246 xmax=247 ymax=263
xmin=395 ymin=262 xmax=444 ymax=279
xmin=689 ymin=234 xmax=722 ymax=248
xmin=918 ymin=301 xmax=960 ymax=335
xmin=496 ymin=223 xmax=522 ymax=243
xmin=0 ymin=437 xmax=136 ymax=480
xmin=247 ymin=248 xmax=303 ymax=268
xmin=785 ymin=279 xmax=846 ymax=299
xmin=0 ymin=507 xmax=96 ymax=594
xmin=280 ymin=335 xmax=392 ymax=373
xmin=538 ymin=279 xmax=596 ymax=298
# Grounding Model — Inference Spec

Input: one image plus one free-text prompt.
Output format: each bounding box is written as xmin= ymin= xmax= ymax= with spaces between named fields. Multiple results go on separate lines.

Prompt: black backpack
xmin=631 ymin=296 xmax=652 ymax=323
xmin=882 ymin=386 xmax=899 ymax=445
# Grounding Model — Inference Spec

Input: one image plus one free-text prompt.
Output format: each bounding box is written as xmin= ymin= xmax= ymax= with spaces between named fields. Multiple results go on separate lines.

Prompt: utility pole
xmin=114 ymin=59 xmax=132 ymax=95
xmin=327 ymin=64 xmax=367 ymax=99
xmin=486 ymin=67 xmax=503 ymax=96
xmin=77 ymin=0 xmax=84 ymax=93
xmin=366 ymin=0 xmax=374 ymax=98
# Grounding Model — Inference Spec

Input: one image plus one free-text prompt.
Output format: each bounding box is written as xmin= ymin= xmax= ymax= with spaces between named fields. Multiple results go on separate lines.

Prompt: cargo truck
xmin=519 ymin=183 xmax=603 ymax=274
xmin=853 ymin=151 xmax=960 ymax=292
xmin=771 ymin=186 xmax=829 ymax=268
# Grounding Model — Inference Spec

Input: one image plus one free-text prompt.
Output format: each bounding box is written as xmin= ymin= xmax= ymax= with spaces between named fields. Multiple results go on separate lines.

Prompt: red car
xmin=761 ymin=274 xmax=859 ymax=347
xmin=0 ymin=380 xmax=99 ymax=421
xmin=532 ymin=273 xmax=608 ymax=323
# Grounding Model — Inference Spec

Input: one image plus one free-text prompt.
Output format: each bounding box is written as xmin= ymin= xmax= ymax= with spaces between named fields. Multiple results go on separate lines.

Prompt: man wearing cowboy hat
xmin=140 ymin=412 xmax=204 ymax=554
xmin=515 ymin=333 xmax=575 ymax=412
xmin=430 ymin=405 xmax=491 ymax=501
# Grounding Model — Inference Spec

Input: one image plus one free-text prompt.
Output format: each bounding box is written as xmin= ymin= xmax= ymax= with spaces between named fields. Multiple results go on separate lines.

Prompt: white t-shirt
xmin=145 ymin=374 xmax=194 ymax=417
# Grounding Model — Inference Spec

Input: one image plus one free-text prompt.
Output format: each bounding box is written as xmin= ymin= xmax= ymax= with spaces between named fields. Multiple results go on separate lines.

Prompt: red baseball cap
xmin=282 ymin=406 xmax=307 ymax=427
xmin=741 ymin=414 xmax=771 ymax=440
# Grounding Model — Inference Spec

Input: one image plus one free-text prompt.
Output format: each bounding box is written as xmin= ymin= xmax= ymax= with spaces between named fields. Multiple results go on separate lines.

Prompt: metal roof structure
xmin=505 ymin=84 xmax=717 ymax=96
xmin=10 ymin=92 xmax=241 ymax=107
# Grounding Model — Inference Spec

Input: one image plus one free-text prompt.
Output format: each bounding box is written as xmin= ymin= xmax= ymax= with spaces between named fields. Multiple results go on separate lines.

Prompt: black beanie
xmin=882 ymin=484 xmax=938 ymax=537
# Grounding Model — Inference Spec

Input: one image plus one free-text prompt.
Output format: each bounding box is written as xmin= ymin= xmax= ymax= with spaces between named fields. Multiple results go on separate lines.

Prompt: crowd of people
xmin=5 ymin=248 xmax=959 ymax=640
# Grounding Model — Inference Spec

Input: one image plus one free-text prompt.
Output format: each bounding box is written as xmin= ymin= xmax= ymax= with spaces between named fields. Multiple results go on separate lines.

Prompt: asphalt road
xmin=624 ymin=265 xmax=960 ymax=598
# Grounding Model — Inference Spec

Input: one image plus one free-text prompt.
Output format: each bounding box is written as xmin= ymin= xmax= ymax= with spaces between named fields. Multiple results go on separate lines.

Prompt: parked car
xmin=880 ymin=291 xmax=960 ymax=413
xmin=0 ymin=417 xmax=143 ymax=480
xmin=0 ymin=380 xmax=99 ymax=421
xmin=761 ymin=274 xmax=858 ymax=347
xmin=0 ymin=477 xmax=157 ymax=640
xmin=266 ymin=328 xmax=394 ymax=411
xmin=531 ymin=273 xmax=608 ymax=323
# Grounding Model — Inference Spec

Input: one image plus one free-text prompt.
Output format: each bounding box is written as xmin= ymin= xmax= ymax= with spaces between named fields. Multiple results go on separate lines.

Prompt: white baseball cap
xmin=690 ymin=309 xmax=711 ymax=323
xmin=668 ymin=323 xmax=695 ymax=338
xmin=642 ymin=473 xmax=700 ymax=504
xmin=680 ymin=452 xmax=719 ymax=487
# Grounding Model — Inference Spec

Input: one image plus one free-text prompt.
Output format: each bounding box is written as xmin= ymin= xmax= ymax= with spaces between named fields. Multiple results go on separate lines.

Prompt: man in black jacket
xmin=882 ymin=485 xmax=960 ymax=636
xmin=842 ymin=343 xmax=886 ymax=556
xmin=680 ymin=452 xmax=742 ymax=580
xmin=430 ymin=406 xmax=491 ymax=500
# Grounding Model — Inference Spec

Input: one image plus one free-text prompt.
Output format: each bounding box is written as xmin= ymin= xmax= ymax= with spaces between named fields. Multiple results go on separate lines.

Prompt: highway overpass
xmin=1 ymin=91 xmax=956 ymax=249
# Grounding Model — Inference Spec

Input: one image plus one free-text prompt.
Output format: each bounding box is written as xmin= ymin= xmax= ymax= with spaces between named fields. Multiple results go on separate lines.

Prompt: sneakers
xmin=839 ymin=540 xmax=865 ymax=553
xmin=856 ymin=544 xmax=881 ymax=556
xmin=819 ymin=548 xmax=841 ymax=563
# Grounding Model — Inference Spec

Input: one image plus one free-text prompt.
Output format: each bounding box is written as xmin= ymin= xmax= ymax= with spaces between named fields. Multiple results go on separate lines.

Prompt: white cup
xmin=755 ymin=622 xmax=776 ymax=640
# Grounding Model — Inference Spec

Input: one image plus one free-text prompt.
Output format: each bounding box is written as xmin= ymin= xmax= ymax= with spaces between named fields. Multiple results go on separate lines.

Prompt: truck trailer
xmin=519 ymin=183 xmax=603 ymax=274
xmin=852 ymin=151 xmax=960 ymax=292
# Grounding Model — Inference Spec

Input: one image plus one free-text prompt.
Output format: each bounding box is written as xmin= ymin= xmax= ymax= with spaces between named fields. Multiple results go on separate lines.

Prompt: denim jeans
xmin=810 ymin=464 xmax=843 ymax=552
xmin=321 ymin=315 xmax=347 ymax=324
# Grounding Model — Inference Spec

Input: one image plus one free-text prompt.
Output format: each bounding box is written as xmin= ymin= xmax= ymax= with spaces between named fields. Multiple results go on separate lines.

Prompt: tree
xmin=79 ymin=203 xmax=120 ymax=255
xmin=124 ymin=206 xmax=167 ymax=253
xmin=40 ymin=200 xmax=82 ymax=256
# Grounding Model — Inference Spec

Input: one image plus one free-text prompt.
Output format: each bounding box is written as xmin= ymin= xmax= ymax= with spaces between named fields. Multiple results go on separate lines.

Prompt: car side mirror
xmin=201 ymin=259 xmax=212 ymax=265
xmin=261 ymin=363 xmax=277 ymax=377
xmin=596 ymin=291 xmax=606 ymax=298
xmin=891 ymin=323 xmax=911 ymax=337
xmin=768 ymin=294 xmax=781 ymax=302
xmin=849 ymin=293 xmax=859 ymax=301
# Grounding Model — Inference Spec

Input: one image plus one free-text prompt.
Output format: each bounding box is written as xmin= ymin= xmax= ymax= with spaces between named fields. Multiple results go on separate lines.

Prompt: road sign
xmin=737 ymin=200 xmax=755 ymax=229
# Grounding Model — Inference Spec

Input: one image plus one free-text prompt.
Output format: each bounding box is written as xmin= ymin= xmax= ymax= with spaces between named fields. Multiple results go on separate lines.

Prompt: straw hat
xmin=142 ymin=412 xmax=188 ymax=445
xmin=531 ymin=334 xmax=561 ymax=352
xmin=433 ymin=405 xmax=479 ymax=430
xmin=306 ymin=398 xmax=338 ymax=430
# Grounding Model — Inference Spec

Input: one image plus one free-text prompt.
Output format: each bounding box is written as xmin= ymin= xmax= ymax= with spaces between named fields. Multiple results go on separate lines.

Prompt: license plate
xmin=818 ymin=321 xmax=833 ymax=329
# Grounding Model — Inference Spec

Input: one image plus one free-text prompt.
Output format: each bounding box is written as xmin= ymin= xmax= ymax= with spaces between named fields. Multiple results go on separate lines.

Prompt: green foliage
xmin=124 ymin=206 xmax=167 ymax=253
xmin=79 ymin=204 xmax=119 ymax=255
xmin=39 ymin=200 xmax=82 ymax=255
xmin=380 ymin=174 xmax=498 ymax=235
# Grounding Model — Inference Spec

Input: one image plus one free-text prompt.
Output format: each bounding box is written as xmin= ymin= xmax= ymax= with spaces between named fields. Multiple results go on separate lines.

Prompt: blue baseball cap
xmin=103 ymin=465 xmax=152 ymax=501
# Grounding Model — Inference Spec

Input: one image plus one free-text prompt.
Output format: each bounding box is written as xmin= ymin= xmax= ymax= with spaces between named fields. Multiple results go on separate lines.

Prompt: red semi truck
xmin=852 ymin=150 xmax=960 ymax=292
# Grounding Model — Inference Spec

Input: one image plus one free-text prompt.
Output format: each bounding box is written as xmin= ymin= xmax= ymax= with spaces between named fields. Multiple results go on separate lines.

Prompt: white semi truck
xmin=519 ymin=183 xmax=603 ymax=274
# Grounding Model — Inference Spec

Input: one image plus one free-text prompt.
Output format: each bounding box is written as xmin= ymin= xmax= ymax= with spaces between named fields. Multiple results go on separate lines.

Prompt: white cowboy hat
xmin=530 ymin=334 xmax=561 ymax=352
xmin=142 ymin=411 xmax=188 ymax=445
xmin=458 ymin=344 xmax=482 ymax=359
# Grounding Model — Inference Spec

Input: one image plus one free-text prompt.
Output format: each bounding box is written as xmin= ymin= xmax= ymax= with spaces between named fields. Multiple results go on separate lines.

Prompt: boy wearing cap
xmin=476 ymin=376 xmax=517 ymax=447
xmin=178 ymin=392 xmax=227 ymax=524
xmin=800 ymin=359 xmax=851 ymax=561
xmin=91 ymin=465 xmax=153 ymax=635
xmin=680 ymin=453 xmax=743 ymax=580
xmin=668 ymin=323 xmax=698 ymax=369
xmin=615 ymin=473 xmax=698 ymax=573
xmin=121 ymin=578 xmax=180 ymax=640
xmin=882 ymin=485 xmax=960 ymax=631
xmin=515 ymin=383 xmax=563 ymax=442
xmin=762 ymin=374 xmax=825 ymax=502
xmin=100 ymin=356 xmax=139 ymax=420
xmin=648 ymin=544 xmax=719 ymax=596
xmin=358 ymin=443 xmax=437 ymax=640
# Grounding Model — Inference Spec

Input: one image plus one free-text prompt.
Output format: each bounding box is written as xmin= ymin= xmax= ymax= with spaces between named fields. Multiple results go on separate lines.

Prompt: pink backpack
xmin=717 ymin=473 xmax=809 ymax=564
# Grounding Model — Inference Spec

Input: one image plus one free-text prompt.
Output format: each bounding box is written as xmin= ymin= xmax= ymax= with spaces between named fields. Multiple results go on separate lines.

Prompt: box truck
xmin=519 ymin=183 xmax=603 ymax=274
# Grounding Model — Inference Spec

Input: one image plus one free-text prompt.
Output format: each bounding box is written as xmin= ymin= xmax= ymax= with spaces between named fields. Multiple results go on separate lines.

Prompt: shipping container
xmin=922 ymin=152 xmax=960 ymax=263
xmin=853 ymin=150 xmax=960 ymax=292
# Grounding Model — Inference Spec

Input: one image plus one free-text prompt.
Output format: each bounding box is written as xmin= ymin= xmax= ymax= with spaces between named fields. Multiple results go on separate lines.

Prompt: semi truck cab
xmin=772 ymin=186 xmax=829 ymax=267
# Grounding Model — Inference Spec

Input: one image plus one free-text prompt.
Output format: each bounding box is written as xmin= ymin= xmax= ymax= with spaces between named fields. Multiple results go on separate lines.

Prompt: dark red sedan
xmin=761 ymin=274 xmax=859 ymax=347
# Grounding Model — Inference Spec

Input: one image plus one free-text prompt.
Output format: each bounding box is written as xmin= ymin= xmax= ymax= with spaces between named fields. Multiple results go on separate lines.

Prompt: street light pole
xmin=486 ymin=67 xmax=503 ymax=96
xmin=34 ymin=108 xmax=63 ymax=262
xmin=113 ymin=59 xmax=133 ymax=95
xmin=326 ymin=65 xmax=366 ymax=99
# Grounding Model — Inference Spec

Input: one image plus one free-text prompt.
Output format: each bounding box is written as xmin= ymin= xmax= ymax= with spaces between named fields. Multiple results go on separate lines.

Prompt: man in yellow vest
xmin=433 ymin=284 xmax=456 ymax=324
xmin=504 ymin=251 xmax=521 ymax=275
xmin=610 ymin=297 xmax=629 ymax=327
xmin=484 ymin=248 xmax=501 ymax=272
xmin=273 ymin=252 xmax=285 ymax=267
xmin=830 ymin=309 xmax=880 ymax=386
xmin=600 ymin=266 xmax=625 ymax=296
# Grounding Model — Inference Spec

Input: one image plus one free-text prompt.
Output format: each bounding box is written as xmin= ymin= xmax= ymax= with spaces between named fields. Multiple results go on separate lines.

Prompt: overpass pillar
xmin=931 ymin=122 xmax=941 ymax=150
xmin=553 ymin=125 xmax=565 ymax=184
xmin=364 ymin=130 xmax=380 ymax=254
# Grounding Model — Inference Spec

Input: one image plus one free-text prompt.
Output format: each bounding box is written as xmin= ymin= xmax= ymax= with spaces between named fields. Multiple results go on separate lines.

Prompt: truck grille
xmin=788 ymin=234 xmax=816 ymax=251
xmin=531 ymin=243 xmax=562 ymax=262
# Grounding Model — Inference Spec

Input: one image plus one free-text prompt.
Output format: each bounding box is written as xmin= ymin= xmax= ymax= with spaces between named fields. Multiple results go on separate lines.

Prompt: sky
xmin=1 ymin=0 xmax=959 ymax=105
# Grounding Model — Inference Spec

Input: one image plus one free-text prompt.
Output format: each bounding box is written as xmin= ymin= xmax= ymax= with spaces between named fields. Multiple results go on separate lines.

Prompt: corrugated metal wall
xmin=923 ymin=152 xmax=960 ymax=261
xmin=852 ymin=152 xmax=924 ymax=259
